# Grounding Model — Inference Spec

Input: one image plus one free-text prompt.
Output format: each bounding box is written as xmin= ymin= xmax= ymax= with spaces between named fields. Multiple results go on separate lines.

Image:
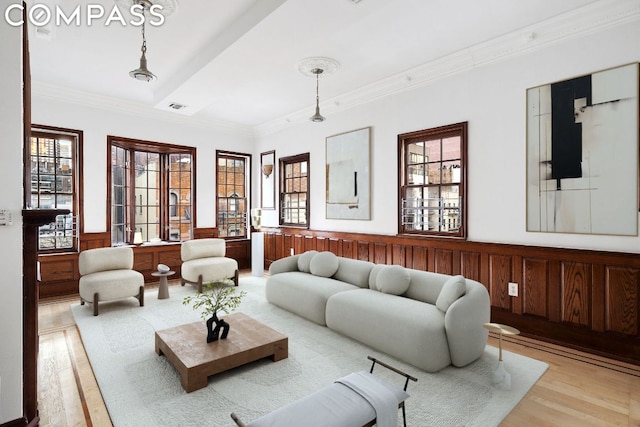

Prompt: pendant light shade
xmin=309 ymin=68 xmax=325 ymax=122
xmin=129 ymin=50 xmax=156 ymax=82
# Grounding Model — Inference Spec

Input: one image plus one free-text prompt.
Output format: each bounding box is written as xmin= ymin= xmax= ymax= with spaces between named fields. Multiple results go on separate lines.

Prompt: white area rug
xmin=71 ymin=276 xmax=548 ymax=427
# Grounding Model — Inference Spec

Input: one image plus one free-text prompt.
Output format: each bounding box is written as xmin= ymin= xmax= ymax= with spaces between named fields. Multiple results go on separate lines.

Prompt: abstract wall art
xmin=325 ymin=127 xmax=371 ymax=220
xmin=526 ymin=63 xmax=639 ymax=235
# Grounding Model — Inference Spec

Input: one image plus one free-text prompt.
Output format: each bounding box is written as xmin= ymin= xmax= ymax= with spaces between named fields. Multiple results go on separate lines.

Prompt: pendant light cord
xmin=141 ymin=7 xmax=147 ymax=57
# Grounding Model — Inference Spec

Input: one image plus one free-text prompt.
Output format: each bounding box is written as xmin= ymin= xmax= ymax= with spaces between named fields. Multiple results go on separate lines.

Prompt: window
xmin=280 ymin=153 xmax=310 ymax=227
xmin=216 ymin=151 xmax=250 ymax=238
xmin=29 ymin=125 xmax=82 ymax=251
xmin=108 ymin=136 xmax=194 ymax=245
xmin=398 ymin=122 xmax=467 ymax=238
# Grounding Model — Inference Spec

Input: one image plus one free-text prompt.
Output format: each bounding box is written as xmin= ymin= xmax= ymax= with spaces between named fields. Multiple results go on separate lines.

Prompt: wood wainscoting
xmin=37 ymin=230 xmax=250 ymax=299
xmin=262 ymin=227 xmax=640 ymax=366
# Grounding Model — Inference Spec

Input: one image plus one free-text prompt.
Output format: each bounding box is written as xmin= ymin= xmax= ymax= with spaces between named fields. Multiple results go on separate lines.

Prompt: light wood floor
xmin=37 ymin=282 xmax=640 ymax=427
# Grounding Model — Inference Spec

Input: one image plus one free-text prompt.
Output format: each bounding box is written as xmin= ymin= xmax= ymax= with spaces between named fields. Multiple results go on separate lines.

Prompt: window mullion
xmin=128 ymin=149 xmax=136 ymax=243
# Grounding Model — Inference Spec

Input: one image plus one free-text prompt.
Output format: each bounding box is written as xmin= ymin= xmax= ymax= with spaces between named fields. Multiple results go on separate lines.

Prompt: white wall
xmin=31 ymin=98 xmax=255 ymax=232
xmin=0 ymin=21 xmax=25 ymax=424
xmin=255 ymin=21 xmax=640 ymax=254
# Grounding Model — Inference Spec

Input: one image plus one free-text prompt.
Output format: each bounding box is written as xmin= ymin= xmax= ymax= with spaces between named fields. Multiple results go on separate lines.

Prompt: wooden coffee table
xmin=155 ymin=312 xmax=288 ymax=392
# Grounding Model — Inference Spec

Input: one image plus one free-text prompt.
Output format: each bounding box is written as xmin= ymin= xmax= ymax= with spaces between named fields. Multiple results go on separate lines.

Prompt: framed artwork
xmin=526 ymin=63 xmax=639 ymax=235
xmin=325 ymin=127 xmax=371 ymax=220
xmin=260 ymin=150 xmax=275 ymax=210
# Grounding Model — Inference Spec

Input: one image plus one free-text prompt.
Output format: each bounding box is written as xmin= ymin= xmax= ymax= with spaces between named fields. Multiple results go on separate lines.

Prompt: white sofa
xmin=266 ymin=250 xmax=490 ymax=372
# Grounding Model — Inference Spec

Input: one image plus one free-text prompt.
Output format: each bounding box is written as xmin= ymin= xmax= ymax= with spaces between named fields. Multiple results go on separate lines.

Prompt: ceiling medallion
xmin=297 ymin=57 xmax=340 ymax=77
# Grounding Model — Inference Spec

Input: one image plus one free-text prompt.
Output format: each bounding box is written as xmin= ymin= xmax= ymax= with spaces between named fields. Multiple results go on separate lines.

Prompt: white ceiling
xmin=26 ymin=0 xmax=629 ymax=135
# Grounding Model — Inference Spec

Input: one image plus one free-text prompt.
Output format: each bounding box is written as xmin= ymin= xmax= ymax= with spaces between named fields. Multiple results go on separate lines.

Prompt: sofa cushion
xmin=266 ymin=272 xmax=359 ymax=325
xmin=326 ymin=289 xmax=450 ymax=372
xmin=377 ymin=265 xmax=411 ymax=295
xmin=297 ymin=250 xmax=318 ymax=273
xmin=368 ymin=264 xmax=385 ymax=290
xmin=181 ymin=238 xmax=226 ymax=261
xmin=79 ymin=246 xmax=134 ymax=275
xmin=436 ymin=275 xmax=466 ymax=312
xmin=181 ymin=257 xmax=238 ymax=284
xmin=79 ymin=269 xmax=143 ymax=302
xmin=333 ymin=258 xmax=375 ymax=288
xmin=404 ymin=270 xmax=453 ymax=305
xmin=310 ymin=251 xmax=339 ymax=277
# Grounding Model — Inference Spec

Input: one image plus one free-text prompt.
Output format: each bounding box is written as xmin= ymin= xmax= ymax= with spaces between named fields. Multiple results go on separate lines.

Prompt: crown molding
xmin=31 ymin=81 xmax=256 ymax=138
xmin=255 ymin=0 xmax=640 ymax=137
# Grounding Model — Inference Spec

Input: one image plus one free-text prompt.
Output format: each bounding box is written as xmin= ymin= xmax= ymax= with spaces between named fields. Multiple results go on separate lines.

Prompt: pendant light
xmin=298 ymin=57 xmax=339 ymax=123
xmin=129 ymin=0 xmax=157 ymax=82
xmin=309 ymin=68 xmax=325 ymax=122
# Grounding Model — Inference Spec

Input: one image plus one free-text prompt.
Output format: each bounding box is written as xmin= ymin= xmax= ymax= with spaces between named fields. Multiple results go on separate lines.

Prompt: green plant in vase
xmin=182 ymin=279 xmax=246 ymax=343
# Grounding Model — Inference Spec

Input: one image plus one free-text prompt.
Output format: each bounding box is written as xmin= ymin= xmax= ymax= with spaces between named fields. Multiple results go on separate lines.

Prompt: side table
xmin=151 ymin=270 xmax=175 ymax=299
xmin=483 ymin=322 xmax=520 ymax=390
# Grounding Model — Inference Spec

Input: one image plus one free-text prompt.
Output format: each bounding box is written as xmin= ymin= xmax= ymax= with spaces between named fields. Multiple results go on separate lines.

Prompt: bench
xmin=231 ymin=356 xmax=418 ymax=427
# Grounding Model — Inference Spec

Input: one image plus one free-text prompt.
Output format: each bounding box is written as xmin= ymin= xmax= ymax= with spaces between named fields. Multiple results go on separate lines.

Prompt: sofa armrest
xmin=269 ymin=255 xmax=301 ymax=276
xmin=443 ymin=281 xmax=490 ymax=367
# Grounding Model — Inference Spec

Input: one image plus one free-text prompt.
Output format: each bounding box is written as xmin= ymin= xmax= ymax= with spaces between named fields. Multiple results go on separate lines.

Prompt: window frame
xmin=107 ymin=135 xmax=196 ymax=245
xmin=397 ymin=122 xmax=468 ymax=238
xmin=279 ymin=153 xmax=310 ymax=228
xmin=216 ymin=150 xmax=251 ymax=239
xmin=29 ymin=124 xmax=83 ymax=253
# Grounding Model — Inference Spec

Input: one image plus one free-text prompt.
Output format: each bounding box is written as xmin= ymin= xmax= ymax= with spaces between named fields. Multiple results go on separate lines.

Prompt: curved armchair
xmin=79 ymin=246 xmax=144 ymax=316
xmin=181 ymin=238 xmax=239 ymax=292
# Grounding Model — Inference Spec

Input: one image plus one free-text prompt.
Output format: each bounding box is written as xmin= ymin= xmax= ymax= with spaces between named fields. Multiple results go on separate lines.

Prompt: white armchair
xmin=78 ymin=246 xmax=145 ymax=316
xmin=181 ymin=238 xmax=239 ymax=292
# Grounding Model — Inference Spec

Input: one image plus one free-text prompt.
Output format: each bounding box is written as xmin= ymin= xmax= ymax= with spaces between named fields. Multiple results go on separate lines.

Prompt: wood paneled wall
xmin=37 ymin=230 xmax=250 ymax=298
xmin=262 ymin=227 xmax=640 ymax=365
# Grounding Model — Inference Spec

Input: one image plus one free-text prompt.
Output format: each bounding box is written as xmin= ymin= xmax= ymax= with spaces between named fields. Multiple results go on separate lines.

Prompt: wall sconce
xmin=133 ymin=231 xmax=143 ymax=246
xmin=262 ymin=164 xmax=273 ymax=178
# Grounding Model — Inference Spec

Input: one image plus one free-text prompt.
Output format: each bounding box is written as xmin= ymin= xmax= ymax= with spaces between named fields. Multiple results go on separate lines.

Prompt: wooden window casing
xmin=279 ymin=153 xmax=310 ymax=228
xmin=398 ymin=122 xmax=467 ymax=238
xmin=29 ymin=125 xmax=83 ymax=252
xmin=216 ymin=150 xmax=251 ymax=239
xmin=108 ymin=136 xmax=195 ymax=245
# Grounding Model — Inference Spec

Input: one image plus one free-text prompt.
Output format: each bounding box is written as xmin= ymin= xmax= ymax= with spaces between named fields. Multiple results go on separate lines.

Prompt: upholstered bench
xmin=78 ymin=246 xmax=145 ymax=316
xmin=180 ymin=238 xmax=239 ymax=292
xmin=231 ymin=357 xmax=417 ymax=427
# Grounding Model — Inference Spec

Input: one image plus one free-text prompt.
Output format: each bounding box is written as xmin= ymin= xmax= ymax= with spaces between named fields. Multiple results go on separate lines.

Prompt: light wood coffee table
xmin=155 ymin=312 xmax=288 ymax=392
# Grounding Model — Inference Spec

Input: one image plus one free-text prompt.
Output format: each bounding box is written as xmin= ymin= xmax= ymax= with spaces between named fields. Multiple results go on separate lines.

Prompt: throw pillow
xmin=309 ymin=251 xmax=340 ymax=277
xmin=368 ymin=264 xmax=385 ymax=290
xmin=436 ymin=275 xmax=466 ymax=312
xmin=297 ymin=250 xmax=318 ymax=273
xmin=377 ymin=265 xmax=411 ymax=295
